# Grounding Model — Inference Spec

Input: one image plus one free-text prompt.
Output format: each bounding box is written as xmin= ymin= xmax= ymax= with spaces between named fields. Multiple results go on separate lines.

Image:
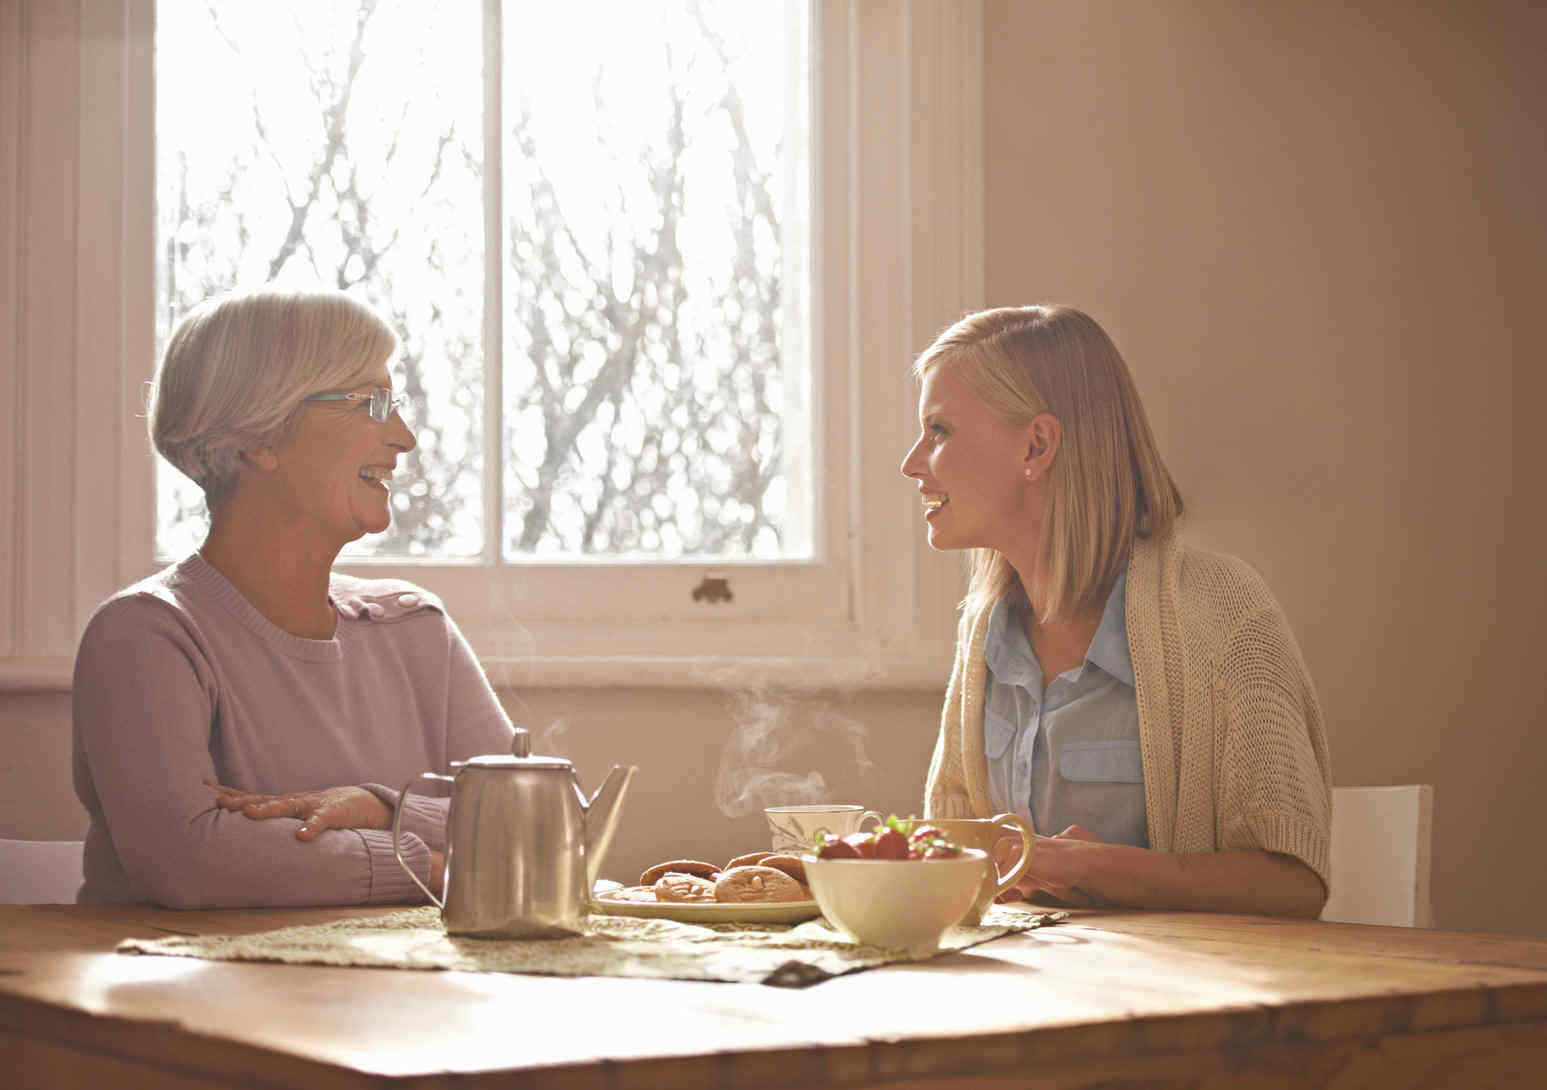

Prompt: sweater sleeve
xmin=442 ymin=611 xmax=516 ymax=761
xmin=359 ymin=609 xmax=514 ymax=857
xmin=924 ymin=621 xmax=978 ymax=820
xmin=73 ymin=599 xmax=430 ymax=909
xmin=1214 ymin=604 xmax=1333 ymax=889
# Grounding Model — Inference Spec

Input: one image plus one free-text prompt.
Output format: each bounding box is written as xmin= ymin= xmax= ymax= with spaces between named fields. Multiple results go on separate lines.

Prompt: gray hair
xmin=150 ymin=291 xmax=399 ymax=507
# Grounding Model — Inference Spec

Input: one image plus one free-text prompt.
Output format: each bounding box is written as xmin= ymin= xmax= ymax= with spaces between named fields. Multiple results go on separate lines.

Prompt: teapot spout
xmin=581 ymin=764 xmax=637 ymax=888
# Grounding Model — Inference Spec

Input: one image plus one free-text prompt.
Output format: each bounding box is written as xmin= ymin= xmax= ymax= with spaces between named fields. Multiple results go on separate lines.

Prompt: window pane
xmin=153 ymin=0 xmax=485 ymax=559
xmin=500 ymin=1 xmax=811 ymax=559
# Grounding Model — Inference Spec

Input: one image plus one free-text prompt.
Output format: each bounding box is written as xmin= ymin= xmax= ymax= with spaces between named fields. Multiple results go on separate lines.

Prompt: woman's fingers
xmin=1054 ymin=824 xmax=1102 ymax=843
xmin=999 ymin=834 xmax=1093 ymax=904
xmin=208 ymin=781 xmax=323 ymax=826
xmin=208 ymin=781 xmax=261 ymax=805
xmin=294 ymin=795 xmax=348 ymax=840
xmin=206 ymin=784 xmax=388 ymax=838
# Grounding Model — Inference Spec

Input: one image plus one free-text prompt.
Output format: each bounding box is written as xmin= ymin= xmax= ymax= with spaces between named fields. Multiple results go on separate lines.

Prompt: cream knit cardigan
xmin=924 ymin=529 xmax=1333 ymax=888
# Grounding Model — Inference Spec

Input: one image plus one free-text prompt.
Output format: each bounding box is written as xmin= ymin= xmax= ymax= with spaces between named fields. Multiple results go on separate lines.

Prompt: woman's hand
xmin=990 ymin=826 xmax=1327 ymax=917
xmin=208 ymin=781 xmax=391 ymax=841
xmin=995 ymin=824 xmax=1106 ymax=908
xmin=428 ymin=850 xmax=445 ymax=899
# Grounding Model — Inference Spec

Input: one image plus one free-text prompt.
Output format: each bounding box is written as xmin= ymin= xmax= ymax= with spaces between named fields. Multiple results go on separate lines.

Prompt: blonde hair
xmin=150 ymin=291 xmax=398 ymax=507
xmin=912 ymin=305 xmax=1183 ymax=623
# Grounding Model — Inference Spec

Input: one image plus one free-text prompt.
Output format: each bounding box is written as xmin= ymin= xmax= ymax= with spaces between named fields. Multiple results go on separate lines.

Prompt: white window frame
xmin=0 ymin=0 xmax=982 ymax=692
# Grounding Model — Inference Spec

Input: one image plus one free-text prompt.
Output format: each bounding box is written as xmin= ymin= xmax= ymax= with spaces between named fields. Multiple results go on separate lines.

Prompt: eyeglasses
xmin=303 ymin=387 xmax=404 ymax=423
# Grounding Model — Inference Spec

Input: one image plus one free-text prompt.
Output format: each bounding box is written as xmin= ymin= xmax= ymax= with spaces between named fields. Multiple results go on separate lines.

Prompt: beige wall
xmin=984 ymin=0 xmax=1546 ymax=935
xmin=492 ymin=687 xmax=942 ymax=888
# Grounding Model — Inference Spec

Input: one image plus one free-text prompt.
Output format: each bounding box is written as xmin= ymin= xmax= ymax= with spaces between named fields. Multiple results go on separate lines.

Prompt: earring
xmin=1024 ymin=468 xmax=1033 ymax=479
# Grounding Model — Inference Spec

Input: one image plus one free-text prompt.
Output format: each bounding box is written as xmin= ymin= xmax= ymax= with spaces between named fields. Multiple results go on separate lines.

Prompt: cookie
xmin=654 ymin=873 xmax=716 ymax=903
xmin=726 ymin=850 xmax=774 ymax=870
xmin=713 ymin=865 xmax=807 ymax=904
xmin=639 ymin=859 xmax=721 ymax=886
xmin=607 ymin=885 xmax=659 ymax=903
xmin=758 ymin=853 xmax=807 ymax=885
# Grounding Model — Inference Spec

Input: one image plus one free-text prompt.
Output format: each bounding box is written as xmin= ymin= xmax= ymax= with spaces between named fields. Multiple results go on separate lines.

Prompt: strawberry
xmin=842 ymin=831 xmax=877 ymax=858
xmin=873 ymin=827 xmax=909 ymax=859
xmin=815 ymin=834 xmax=860 ymax=859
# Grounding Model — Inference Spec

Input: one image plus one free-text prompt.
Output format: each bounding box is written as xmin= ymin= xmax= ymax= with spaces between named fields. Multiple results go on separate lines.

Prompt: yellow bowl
xmin=803 ymin=848 xmax=988 ymax=956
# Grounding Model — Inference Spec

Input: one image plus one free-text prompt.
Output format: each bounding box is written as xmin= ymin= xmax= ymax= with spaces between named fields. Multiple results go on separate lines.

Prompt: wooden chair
xmin=0 ymin=838 xmax=85 ymax=904
xmin=1321 ymin=785 xmax=1434 ymax=928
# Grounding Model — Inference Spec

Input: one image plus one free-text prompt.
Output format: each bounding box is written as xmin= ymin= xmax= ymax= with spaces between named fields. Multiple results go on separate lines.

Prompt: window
xmin=156 ymin=0 xmax=811 ymax=565
xmin=1 ymin=0 xmax=980 ymax=689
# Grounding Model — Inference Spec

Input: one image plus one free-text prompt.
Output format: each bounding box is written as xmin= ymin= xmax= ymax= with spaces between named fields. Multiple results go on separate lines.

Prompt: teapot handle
xmin=392 ymin=772 xmax=454 ymax=909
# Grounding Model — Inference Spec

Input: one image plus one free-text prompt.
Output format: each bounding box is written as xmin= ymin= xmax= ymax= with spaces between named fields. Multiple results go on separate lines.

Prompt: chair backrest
xmin=1321 ymin=785 xmax=1433 ymax=928
xmin=0 ymin=838 xmax=86 ymax=904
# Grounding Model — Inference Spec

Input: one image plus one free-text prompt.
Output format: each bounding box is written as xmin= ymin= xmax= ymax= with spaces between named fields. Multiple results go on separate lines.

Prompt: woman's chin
xmin=344 ymin=513 xmax=390 ymax=540
xmin=349 ymin=498 xmax=394 ymax=538
xmin=924 ymin=521 xmax=959 ymax=551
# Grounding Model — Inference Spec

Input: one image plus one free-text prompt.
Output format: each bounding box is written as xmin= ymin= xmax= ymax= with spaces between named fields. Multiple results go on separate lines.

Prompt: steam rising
xmin=714 ymin=688 xmax=874 ymax=818
xmin=534 ymin=717 xmax=571 ymax=755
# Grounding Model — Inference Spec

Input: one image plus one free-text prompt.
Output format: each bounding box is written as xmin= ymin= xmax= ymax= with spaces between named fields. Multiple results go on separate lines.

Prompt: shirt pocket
xmin=983 ymin=708 xmax=1017 ymax=760
xmin=1059 ymin=740 xmax=1144 ymax=784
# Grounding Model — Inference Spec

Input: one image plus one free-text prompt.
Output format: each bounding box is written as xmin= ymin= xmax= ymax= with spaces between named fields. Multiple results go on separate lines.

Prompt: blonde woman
xmin=902 ymin=306 xmax=1330 ymax=917
xmin=72 ymin=291 xmax=513 ymax=907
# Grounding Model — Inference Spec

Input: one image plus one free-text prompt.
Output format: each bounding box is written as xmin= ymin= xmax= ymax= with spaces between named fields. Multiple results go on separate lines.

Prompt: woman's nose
xmin=900 ymin=437 xmax=923 ymax=479
xmin=388 ymin=410 xmax=417 ymax=453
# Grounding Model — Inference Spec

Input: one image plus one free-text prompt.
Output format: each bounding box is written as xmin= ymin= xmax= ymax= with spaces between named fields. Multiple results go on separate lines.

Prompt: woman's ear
xmin=1023 ymin=413 xmax=1061 ymax=482
xmin=240 ymin=446 xmax=279 ymax=473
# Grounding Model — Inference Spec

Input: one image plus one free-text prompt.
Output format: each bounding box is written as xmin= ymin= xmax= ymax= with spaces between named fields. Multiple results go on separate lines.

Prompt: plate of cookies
xmin=592 ymin=850 xmax=822 ymax=924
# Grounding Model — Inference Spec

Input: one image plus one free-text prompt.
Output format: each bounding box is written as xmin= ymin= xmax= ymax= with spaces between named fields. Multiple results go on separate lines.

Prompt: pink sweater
xmin=72 ymin=554 xmax=514 ymax=907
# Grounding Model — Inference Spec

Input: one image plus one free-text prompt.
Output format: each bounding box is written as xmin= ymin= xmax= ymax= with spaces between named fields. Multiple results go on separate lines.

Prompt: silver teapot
xmin=392 ymin=728 xmax=636 ymax=938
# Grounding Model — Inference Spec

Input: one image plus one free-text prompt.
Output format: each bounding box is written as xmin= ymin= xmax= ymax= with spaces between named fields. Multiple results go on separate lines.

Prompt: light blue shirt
xmin=982 ymin=570 xmax=1149 ymax=847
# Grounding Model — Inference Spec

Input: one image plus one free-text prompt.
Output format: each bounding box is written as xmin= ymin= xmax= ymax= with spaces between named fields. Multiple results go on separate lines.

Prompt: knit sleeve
xmin=925 ymin=613 xmax=988 ymax=820
xmin=1215 ymin=603 xmax=1333 ymax=889
xmin=924 ymin=643 xmax=970 ymax=818
xmin=360 ymin=610 xmax=515 ymax=856
xmin=441 ymin=611 xmax=516 ymax=762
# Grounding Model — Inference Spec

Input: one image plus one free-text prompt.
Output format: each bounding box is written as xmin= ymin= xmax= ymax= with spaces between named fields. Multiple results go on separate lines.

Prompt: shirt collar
xmin=982 ymin=569 xmax=1134 ymax=689
xmin=983 ymin=596 xmax=1040 ymax=689
xmin=1085 ymin=570 xmax=1134 ymax=687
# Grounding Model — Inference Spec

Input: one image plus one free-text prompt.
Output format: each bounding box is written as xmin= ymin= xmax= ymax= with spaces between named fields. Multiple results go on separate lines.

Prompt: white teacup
xmin=764 ymin=804 xmax=882 ymax=854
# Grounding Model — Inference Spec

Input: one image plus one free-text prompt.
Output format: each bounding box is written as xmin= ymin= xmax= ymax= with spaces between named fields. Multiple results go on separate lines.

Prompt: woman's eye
xmin=930 ymin=424 xmax=948 ymax=438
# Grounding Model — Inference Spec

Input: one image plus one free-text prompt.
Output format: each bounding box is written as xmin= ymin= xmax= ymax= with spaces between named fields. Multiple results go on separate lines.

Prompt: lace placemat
xmin=118 ymin=905 xmax=1066 ymax=988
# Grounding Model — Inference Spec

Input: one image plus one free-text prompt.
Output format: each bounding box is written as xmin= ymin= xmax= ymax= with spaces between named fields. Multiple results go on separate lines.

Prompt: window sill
xmin=479 ymin=652 xmax=950 ymax=691
xmin=0 ymin=659 xmax=76 ymax=692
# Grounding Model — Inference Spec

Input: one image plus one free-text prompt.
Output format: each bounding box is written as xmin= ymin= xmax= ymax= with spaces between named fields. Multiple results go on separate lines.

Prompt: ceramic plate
xmin=591 ymin=889 xmax=822 ymax=925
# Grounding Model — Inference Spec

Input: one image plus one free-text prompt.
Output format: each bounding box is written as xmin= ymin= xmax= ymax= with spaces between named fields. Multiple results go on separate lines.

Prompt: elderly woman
xmin=72 ymin=291 xmax=513 ymax=907
xmin=902 ymin=305 xmax=1331 ymax=918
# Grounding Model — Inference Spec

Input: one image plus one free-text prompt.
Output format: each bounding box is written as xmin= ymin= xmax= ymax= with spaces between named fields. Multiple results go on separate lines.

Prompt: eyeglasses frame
xmin=302 ymin=387 xmax=404 ymax=424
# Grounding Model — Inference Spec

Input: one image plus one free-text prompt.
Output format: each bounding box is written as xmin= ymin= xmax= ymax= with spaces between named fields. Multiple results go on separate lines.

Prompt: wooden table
xmin=2 ymin=905 xmax=1545 ymax=1089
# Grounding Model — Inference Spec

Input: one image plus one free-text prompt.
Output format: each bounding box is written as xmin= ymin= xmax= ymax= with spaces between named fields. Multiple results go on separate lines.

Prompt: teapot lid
xmin=459 ymin=728 xmax=572 ymax=770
